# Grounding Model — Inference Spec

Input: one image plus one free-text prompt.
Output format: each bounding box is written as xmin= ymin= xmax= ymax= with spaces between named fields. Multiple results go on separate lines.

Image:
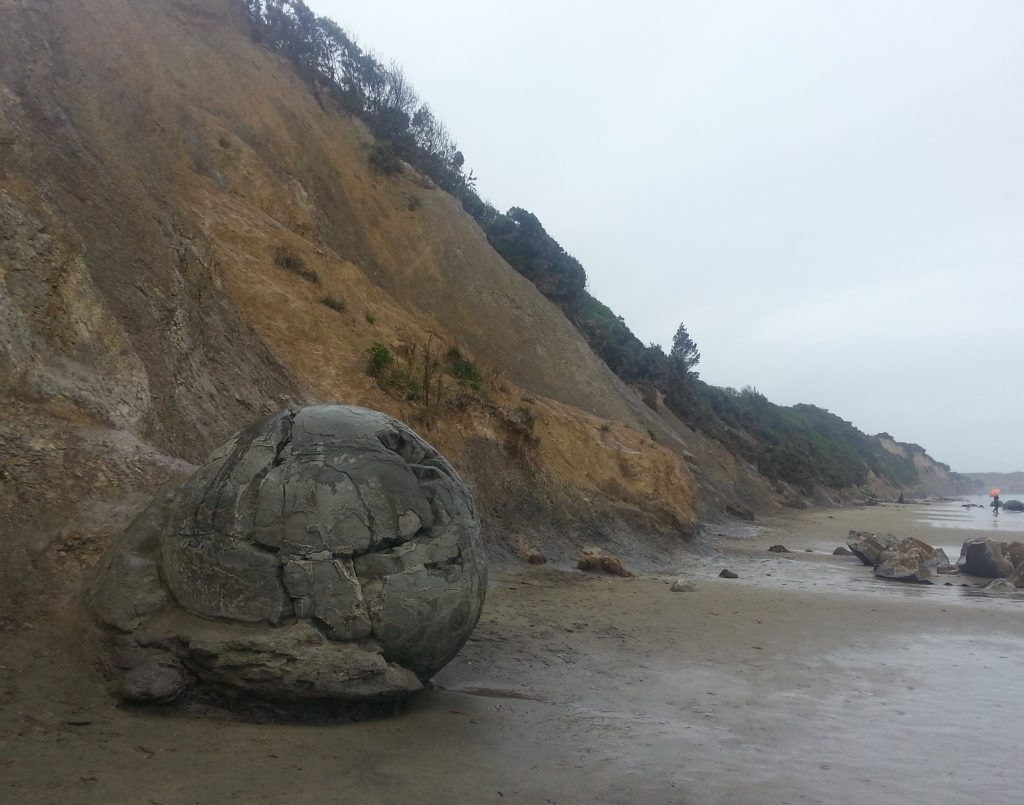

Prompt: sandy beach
xmin=3 ymin=501 xmax=1024 ymax=804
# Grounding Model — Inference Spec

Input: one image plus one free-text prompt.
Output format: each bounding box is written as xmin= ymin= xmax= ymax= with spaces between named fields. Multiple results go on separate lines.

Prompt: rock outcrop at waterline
xmin=88 ymin=406 xmax=486 ymax=706
xmin=847 ymin=531 xmax=898 ymax=566
xmin=847 ymin=530 xmax=949 ymax=584
xmin=957 ymin=537 xmax=1024 ymax=585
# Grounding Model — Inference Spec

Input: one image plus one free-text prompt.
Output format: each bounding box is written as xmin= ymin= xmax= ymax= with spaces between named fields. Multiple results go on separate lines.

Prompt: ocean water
xmin=913 ymin=493 xmax=1024 ymax=532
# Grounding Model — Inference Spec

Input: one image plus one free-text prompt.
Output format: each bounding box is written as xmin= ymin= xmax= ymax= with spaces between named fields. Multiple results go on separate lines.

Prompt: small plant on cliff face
xmin=366 ymin=342 xmax=394 ymax=376
xmin=275 ymin=249 xmax=319 ymax=284
xmin=365 ymin=341 xmax=423 ymax=401
xmin=319 ymin=294 xmax=346 ymax=312
xmin=368 ymin=339 xmax=491 ymax=407
xmin=445 ymin=347 xmax=482 ymax=388
xmin=369 ymin=139 xmax=403 ymax=175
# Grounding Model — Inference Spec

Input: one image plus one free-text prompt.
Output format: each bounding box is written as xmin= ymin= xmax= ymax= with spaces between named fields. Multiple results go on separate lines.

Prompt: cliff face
xmin=1 ymin=0 xmax=744 ymax=621
xmin=872 ymin=435 xmax=976 ymax=497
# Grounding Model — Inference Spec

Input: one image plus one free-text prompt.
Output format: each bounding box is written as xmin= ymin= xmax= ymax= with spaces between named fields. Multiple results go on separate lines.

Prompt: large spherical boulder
xmin=88 ymin=406 xmax=487 ymax=710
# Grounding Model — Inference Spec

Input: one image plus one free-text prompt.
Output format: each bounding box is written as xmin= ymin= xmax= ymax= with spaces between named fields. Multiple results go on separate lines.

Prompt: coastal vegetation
xmin=365 ymin=339 xmax=485 ymax=405
xmin=236 ymin=0 xmax=973 ymax=495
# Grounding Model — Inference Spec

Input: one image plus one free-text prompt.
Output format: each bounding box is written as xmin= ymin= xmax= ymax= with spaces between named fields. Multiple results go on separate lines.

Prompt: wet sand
xmin=3 ymin=502 xmax=1024 ymax=804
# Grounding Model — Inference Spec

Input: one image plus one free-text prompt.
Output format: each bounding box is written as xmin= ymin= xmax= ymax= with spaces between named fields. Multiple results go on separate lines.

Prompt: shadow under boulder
xmin=87 ymin=405 xmax=487 ymax=715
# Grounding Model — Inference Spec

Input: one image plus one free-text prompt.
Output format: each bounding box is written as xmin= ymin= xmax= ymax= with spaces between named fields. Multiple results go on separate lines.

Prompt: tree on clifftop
xmin=669 ymin=323 xmax=700 ymax=377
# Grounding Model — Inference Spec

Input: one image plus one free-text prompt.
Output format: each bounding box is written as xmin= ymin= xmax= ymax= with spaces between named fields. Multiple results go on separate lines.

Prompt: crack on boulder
xmin=251 ymin=539 xmax=281 ymax=555
xmin=271 ymin=410 xmax=296 ymax=467
xmin=199 ymin=419 xmax=266 ymax=535
xmin=307 ymin=616 xmax=334 ymax=641
xmin=341 ymin=469 xmax=376 ymax=538
xmin=424 ymin=546 xmax=464 ymax=571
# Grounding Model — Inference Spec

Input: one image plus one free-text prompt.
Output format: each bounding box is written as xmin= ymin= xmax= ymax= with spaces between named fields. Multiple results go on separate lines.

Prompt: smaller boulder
xmin=577 ymin=548 xmax=633 ymax=578
xmin=525 ymin=552 xmax=548 ymax=565
xmin=873 ymin=537 xmax=949 ymax=584
xmin=768 ymin=544 xmax=790 ymax=553
xmin=1002 ymin=500 xmax=1024 ymax=512
xmin=121 ymin=657 xmax=188 ymax=705
xmin=726 ymin=504 xmax=755 ymax=521
xmin=959 ymin=538 xmax=1014 ymax=578
xmin=671 ymin=578 xmax=698 ymax=592
xmin=983 ymin=578 xmax=1018 ymax=593
xmin=1005 ymin=541 xmax=1024 ymax=570
xmin=833 ymin=546 xmax=854 ymax=556
xmin=847 ymin=531 xmax=898 ymax=566
xmin=718 ymin=569 xmax=738 ymax=579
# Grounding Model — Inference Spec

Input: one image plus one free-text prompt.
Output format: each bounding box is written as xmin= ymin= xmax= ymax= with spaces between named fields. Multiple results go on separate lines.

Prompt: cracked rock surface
xmin=88 ymin=406 xmax=487 ymax=708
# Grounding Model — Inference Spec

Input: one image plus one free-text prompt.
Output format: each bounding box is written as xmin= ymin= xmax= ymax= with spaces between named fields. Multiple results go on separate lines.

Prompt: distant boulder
xmin=958 ymin=538 xmax=1014 ymax=578
xmin=1002 ymin=499 xmax=1024 ymax=512
xmin=847 ymin=531 xmax=899 ymax=566
xmin=768 ymin=544 xmax=790 ymax=553
xmin=1006 ymin=541 xmax=1024 ymax=568
xmin=833 ymin=546 xmax=854 ymax=556
xmin=726 ymin=503 xmax=755 ymax=521
xmin=577 ymin=547 xmax=633 ymax=577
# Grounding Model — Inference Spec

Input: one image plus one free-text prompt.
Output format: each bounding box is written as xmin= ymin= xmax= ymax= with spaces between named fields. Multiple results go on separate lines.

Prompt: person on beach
xmin=992 ymin=494 xmax=1001 ymax=516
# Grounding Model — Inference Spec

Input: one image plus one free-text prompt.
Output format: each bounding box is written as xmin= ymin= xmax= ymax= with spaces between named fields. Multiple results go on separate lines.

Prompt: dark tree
xmin=669 ymin=323 xmax=700 ymax=376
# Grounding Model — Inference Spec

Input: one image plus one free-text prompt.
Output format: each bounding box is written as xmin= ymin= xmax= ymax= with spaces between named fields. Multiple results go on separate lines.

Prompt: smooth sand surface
xmin=3 ymin=502 xmax=1024 ymax=804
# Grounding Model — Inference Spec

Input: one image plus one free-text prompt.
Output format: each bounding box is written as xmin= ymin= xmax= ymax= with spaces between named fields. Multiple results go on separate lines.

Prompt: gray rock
xmin=768 ymin=544 xmax=789 ymax=553
xmin=983 ymin=578 xmax=1018 ymax=593
xmin=89 ymin=406 xmax=486 ymax=710
xmin=847 ymin=531 xmax=898 ymax=566
xmin=833 ymin=546 xmax=854 ymax=556
xmin=958 ymin=538 xmax=1014 ymax=579
xmin=671 ymin=578 xmax=698 ymax=592
xmin=121 ymin=657 xmax=187 ymax=704
xmin=1002 ymin=499 xmax=1024 ymax=512
xmin=1006 ymin=541 xmax=1024 ymax=570
xmin=873 ymin=537 xmax=949 ymax=584
xmin=719 ymin=569 xmax=738 ymax=579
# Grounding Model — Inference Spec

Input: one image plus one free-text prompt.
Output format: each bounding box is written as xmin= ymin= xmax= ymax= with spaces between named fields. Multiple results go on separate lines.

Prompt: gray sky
xmin=308 ymin=0 xmax=1024 ymax=473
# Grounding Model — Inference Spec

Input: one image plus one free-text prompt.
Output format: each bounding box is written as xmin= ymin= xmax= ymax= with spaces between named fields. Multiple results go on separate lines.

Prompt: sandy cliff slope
xmin=0 ymin=0 xmax=781 ymax=624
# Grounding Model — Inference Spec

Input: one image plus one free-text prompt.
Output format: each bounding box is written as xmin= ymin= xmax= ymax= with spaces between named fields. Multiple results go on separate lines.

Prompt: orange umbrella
xmin=990 ymin=488 xmax=1001 ymax=497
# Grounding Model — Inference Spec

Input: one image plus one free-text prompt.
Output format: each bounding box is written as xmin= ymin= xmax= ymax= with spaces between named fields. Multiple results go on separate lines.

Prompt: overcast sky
xmin=308 ymin=0 xmax=1024 ymax=473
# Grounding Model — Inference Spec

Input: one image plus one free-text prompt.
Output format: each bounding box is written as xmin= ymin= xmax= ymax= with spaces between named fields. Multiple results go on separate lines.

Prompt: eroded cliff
xmin=2 ymin=0 xmax=764 ymax=623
